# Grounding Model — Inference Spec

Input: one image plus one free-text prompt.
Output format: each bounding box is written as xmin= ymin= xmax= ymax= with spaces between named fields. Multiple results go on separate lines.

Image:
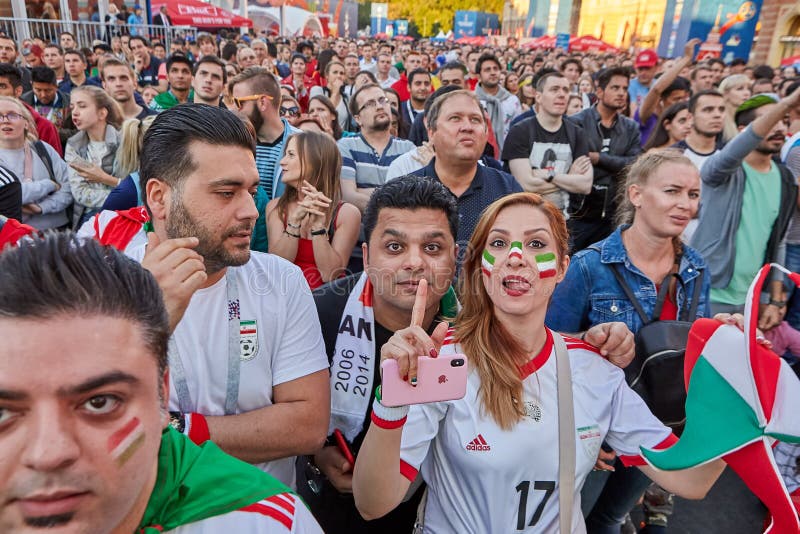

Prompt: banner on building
xmin=657 ymin=0 xmax=762 ymax=61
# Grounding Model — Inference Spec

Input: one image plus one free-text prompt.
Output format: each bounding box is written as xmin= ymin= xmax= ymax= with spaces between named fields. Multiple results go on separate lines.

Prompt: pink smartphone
xmin=380 ymin=354 xmax=469 ymax=407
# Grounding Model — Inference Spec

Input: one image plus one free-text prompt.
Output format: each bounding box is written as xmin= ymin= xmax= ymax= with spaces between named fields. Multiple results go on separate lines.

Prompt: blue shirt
xmin=629 ymin=78 xmax=651 ymax=112
xmin=545 ymin=226 xmax=710 ymax=334
xmin=338 ymin=134 xmax=415 ymax=189
xmin=410 ymin=159 xmax=523 ymax=266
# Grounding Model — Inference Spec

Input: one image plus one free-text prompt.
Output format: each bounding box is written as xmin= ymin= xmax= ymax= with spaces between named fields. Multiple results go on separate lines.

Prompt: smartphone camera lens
xmin=451 ymin=358 xmax=464 ymax=367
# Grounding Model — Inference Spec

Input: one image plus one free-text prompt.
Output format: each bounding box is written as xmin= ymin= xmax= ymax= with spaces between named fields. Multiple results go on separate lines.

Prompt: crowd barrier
xmin=0 ymin=17 xmax=197 ymax=52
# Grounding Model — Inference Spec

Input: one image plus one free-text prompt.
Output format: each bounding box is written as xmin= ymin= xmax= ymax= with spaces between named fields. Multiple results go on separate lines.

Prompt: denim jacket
xmin=545 ymin=226 xmax=711 ymax=334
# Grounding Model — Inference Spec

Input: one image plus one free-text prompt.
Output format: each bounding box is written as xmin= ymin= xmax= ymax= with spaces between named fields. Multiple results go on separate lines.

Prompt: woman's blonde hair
xmin=276 ymin=131 xmax=343 ymax=225
xmin=615 ymin=150 xmax=696 ymax=254
xmin=456 ymin=192 xmax=569 ymax=430
xmin=115 ymin=115 xmax=155 ymax=178
xmin=718 ymin=74 xmax=750 ymax=100
xmin=71 ymin=85 xmax=124 ymax=130
xmin=0 ymin=96 xmax=38 ymax=143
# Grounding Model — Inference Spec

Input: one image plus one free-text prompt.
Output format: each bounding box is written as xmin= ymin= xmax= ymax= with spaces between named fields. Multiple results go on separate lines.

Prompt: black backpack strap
xmin=682 ymin=268 xmax=705 ymax=322
xmin=608 ymin=264 xmax=651 ymax=324
xmin=32 ymin=141 xmax=56 ymax=184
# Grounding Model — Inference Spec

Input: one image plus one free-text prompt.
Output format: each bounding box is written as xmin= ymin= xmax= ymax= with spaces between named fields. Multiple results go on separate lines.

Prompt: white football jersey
xmin=398 ymin=329 xmax=675 ymax=533
xmin=169 ymin=493 xmax=323 ymax=533
xmin=128 ymin=247 xmax=329 ymax=486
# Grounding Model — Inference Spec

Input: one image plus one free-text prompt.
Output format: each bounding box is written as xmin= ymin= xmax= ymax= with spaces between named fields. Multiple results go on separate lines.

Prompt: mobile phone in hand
xmin=380 ymin=354 xmax=469 ymax=407
xmin=333 ymin=429 xmax=355 ymax=467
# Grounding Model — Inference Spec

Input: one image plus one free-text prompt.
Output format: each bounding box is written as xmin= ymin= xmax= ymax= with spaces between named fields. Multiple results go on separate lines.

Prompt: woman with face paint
xmin=546 ymin=150 xmax=711 ymax=533
xmin=353 ymin=191 xmax=726 ymax=533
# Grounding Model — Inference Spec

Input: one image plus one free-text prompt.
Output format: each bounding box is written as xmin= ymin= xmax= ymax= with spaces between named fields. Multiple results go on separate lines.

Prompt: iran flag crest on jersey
xmin=240 ymin=320 xmax=258 ymax=361
xmin=641 ymin=263 xmax=800 ymax=533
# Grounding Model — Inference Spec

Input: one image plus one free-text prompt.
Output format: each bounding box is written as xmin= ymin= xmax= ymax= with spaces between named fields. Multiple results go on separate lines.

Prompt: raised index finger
xmin=410 ymin=279 xmax=428 ymax=327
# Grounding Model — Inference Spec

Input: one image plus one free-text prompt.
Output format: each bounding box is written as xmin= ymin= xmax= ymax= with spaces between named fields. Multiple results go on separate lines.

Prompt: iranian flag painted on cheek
xmin=535 ymin=252 xmax=557 ymax=278
xmin=482 ymin=249 xmax=495 ymax=276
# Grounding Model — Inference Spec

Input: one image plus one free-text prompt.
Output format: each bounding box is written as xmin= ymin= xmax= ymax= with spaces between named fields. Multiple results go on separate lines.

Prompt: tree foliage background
xmin=357 ymin=0 xmax=504 ymax=37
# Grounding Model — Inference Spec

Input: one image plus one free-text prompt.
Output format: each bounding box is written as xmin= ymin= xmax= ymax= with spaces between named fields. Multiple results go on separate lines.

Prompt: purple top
xmin=634 ymin=108 xmax=658 ymax=147
xmin=764 ymin=321 xmax=800 ymax=359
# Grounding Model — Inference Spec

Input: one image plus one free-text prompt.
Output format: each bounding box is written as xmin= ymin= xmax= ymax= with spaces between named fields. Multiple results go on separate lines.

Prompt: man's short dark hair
xmin=475 ymin=53 xmax=501 ymax=75
xmin=661 ymin=76 xmax=690 ymax=100
xmin=140 ymin=105 xmax=255 ymax=216
xmin=266 ymin=42 xmax=277 ymax=58
xmin=440 ymin=61 xmax=467 ymax=75
xmin=0 ymin=64 xmax=22 ymax=89
xmin=30 ymin=66 xmax=57 ymax=86
xmin=752 ymin=64 xmax=774 ymax=81
xmin=0 ymin=232 xmax=170 ymax=377
xmin=407 ymin=67 xmax=431 ymax=86
xmin=166 ymin=53 xmax=193 ymax=72
xmin=228 ymin=66 xmax=280 ymax=108
xmin=59 ymin=31 xmax=75 ymax=40
xmin=194 ymin=55 xmax=227 ymax=84
xmin=100 ymin=57 xmax=134 ymax=80
xmin=44 ymin=43 xmax=63 ymax=54
xmin=535 ymin=71 xmax=566 ymax=92
xmin=64 ymin=48 xmax=87 ymax=65
xmin=363 ymin=175 xmax=459 ymax=244
xmin=290 ymin=52 xmax=307 ymax=64
xmin=730 ymin=58 xmax=747 ymax=68
xmin=706 ymin=58 xmax=724 ymax=68
xmin=532 ymin=67 xmax=559 ymax=91
xmin=595 ymin=67 xmax=630 ymax=90
xmin=129 ymin=35 xmax=150 ymax=48
xmin=0 ymin=35 xmax=17 ymax=51
xmin=688 ymin=89 xmax=723 ymax=113
xmin=94 ymin=43 xmax=113 ymax=54
xmin=560 ymin=57 xmax=582 ymax=74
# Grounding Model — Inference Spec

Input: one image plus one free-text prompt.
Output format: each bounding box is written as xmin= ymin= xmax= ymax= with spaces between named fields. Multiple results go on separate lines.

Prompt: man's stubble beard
xmin=165 ymin=196 xmax=251 ymax=275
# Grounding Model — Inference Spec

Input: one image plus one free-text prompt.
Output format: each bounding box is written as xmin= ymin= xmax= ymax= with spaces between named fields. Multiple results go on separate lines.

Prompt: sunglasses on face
xmin=232 ymin=93 xmax=273 ymax=109
xmin=280 ymin=106 xmax=300 ymax=117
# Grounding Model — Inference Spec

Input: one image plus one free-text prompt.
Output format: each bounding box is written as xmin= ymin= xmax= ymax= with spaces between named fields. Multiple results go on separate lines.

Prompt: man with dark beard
xmin=129 ymin=104 xmax=330 ymax=488
xmin=566 ymin=67 xmax=642 ymax=252
xmin=691 ymin=89 xmax=800 ymax=321
xmin=229 ymin=67 xmax=300 ymax=203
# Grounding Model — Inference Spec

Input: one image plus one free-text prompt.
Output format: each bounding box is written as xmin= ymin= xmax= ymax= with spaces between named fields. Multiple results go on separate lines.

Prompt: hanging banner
xmin=658 ymin=0 xmax=762 ymax=61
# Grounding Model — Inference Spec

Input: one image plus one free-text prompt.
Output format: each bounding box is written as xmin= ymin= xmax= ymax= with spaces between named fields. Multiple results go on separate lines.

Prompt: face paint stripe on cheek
xmin=535 ymin=252 xmax=557 ymax=278
xmin=108 ymin=417 xmax=145 ymax=466
xmin=481 ymin=249 xmax=495 ymax=276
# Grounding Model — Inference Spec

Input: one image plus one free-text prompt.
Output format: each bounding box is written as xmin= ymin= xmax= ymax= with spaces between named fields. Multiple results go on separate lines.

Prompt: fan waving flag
xmin=641 ymin=264 xmax=800 ymax=533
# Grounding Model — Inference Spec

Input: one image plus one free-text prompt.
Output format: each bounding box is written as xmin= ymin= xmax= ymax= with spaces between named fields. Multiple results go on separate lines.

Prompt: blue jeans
xmin=584 ymin=459 xmax=654 ymax=533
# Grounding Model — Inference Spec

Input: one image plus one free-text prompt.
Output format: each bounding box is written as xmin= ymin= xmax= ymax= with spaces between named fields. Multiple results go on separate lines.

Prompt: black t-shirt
xmin=502 ymin=116 xmax=588 ymax=175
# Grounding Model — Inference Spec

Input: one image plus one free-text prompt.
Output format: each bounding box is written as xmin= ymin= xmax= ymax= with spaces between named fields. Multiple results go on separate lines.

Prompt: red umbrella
xmin=152 ymin=0 xmax=252 ymax=28
xmin=522 ymin=35 xmax=556 ymax=49
xmin=569 ymin=35 xmax=617 ymax=53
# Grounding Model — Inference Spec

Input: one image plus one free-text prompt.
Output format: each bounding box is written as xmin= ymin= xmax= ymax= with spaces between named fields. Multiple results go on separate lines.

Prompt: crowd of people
xmin=1 ymin=22 xmax=800 ymax=534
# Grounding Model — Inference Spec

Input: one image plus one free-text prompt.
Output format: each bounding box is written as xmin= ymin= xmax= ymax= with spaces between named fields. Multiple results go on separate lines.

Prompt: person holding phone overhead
xmin=353 ymin=191 xmax=729 ymax=533
xmin=304 ymin=176 xmax=640 ymax=534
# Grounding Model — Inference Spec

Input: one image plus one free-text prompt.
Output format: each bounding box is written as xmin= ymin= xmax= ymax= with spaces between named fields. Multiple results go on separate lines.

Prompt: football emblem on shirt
xmin=577 ymin=424 xmax=602 ymax=459
xmin=239 ymin=320 xmax=259 ymax=361
xmin=524 ymin=401 xmax=542 ymax=422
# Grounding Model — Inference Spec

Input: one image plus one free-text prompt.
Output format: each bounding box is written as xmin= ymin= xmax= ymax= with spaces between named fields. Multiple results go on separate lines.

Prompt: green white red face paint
xmin=482 ymin=249 xmax=495 ymax=276
xmin=535 ymin=252 xmax=557 ymax=278
xmin=108 ymin=417 xmax=145 ymax=467
xmin=508 ymin=241 xmax=523 ymax=260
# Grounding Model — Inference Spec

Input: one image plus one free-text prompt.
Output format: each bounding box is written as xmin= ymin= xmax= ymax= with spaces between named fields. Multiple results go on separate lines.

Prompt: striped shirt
xmin=256 ymin=137 xmax=284 ymax=202
xmin=338 ymin=134 xmax=414 ymax=189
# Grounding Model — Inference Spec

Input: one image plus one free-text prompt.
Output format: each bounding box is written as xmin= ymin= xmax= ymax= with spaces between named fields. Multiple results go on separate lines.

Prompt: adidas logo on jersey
xmin=466 ymin=434 xmax=491 ymax=451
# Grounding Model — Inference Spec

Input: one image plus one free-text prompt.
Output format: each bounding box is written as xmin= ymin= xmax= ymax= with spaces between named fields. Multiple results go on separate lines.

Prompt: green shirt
xmin=711 ymin=161 xmax=781 ymax=305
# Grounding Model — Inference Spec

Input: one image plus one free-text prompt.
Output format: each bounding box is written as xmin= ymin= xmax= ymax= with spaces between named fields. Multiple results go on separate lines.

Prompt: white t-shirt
xmin=398 ymin=330 xmax=674 ymax=534
xmin=385 ymin=148 xmax=427 ymax=180
xmin=681 ymin=145 xmax=718 ymax=243
xmin=128 ymin=247 xmax=329 ymax=486
xmin=169 ymin=493 xmax=323 ymax=533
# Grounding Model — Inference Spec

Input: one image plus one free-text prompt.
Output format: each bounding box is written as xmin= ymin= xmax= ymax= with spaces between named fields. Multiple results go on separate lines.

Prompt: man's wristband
xmin=169 ymin=411 xmax=211 ymax=444
xmin=371 ymin=385 xmax=409 ymax=429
